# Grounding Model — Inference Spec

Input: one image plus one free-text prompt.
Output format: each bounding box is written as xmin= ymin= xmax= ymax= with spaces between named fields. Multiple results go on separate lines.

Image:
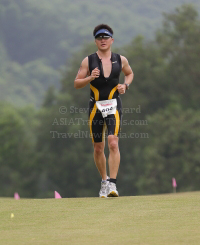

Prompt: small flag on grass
xmin=172 ymin=178 xmax=177 ymax=193
xmin=14 ymin=192 xmax=20 ymax=200
xmin=54 ymin=191 xmax=62 ymax=199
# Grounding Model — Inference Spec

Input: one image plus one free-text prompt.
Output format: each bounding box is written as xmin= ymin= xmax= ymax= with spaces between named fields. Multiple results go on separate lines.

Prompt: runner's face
xmin=95 ymin=35 xmax=114 ymax=50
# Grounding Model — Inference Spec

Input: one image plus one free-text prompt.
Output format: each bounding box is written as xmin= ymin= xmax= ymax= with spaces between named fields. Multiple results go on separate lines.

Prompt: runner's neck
xmin=96 ymin=50 xmax=112 ymax=60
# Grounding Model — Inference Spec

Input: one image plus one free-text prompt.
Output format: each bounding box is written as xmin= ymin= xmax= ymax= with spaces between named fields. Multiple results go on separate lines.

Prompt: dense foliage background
xmin=1 ymin=0 xmax=200 ymax=106
xmin=0 ymin=1 xmax=200 ymax=197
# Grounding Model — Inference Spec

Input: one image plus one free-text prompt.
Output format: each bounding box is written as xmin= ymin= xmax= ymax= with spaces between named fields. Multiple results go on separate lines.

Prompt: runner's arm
xmin=74 ymin=57 xmax=100 ymax=89
xmin=121 ymin=55 xmax=134 ymax=86
xmin=117 ymin=56 xmax=134 ymax=93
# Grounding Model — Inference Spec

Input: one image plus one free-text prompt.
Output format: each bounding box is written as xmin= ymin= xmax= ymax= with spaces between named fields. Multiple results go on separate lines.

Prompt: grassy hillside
xmin=2 ymin=0 xmax=200 ymax=64
xmin=0 ymin=192 xmax=200 ymax=244
xmin=0 ymin=0 xmax=200 ymax=107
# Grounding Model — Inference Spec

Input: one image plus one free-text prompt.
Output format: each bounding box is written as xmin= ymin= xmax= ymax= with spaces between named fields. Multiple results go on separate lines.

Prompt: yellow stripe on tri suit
xmin=102 ymin=121 xmax=107 ymax=142
xmin=108 ymin=85 xmax=118 ymax=100
xmin=89 ymin=103 xmax=97 ymax=142
xmin=90 ymin=84 xmax=99 ymax=101
xmin=114 ymin=109 xmax=120 ymax=136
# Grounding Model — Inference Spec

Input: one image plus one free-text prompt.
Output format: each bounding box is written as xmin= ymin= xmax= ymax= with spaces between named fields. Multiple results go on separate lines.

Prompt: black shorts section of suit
xmin=89 ymin=96 xmax=123 ymax=143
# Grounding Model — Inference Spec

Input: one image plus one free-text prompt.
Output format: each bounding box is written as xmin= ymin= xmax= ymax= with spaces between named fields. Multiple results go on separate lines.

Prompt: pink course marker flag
xmin=54 ymin=191 xmax=62 ymax=199
xmin=14 ymin=192 xmax=20 ymax=200
xmin=172 ymin=178 xmax=177 ymax=188
xmin=172 ymin=178 xmax=177 ymax=193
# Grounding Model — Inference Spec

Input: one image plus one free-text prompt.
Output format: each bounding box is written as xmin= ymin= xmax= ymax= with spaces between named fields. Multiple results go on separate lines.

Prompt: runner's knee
xmin=108 ymin=136 xmax=118 ymax=152
xmin=94 ymin=143 xmax=104 ymax=155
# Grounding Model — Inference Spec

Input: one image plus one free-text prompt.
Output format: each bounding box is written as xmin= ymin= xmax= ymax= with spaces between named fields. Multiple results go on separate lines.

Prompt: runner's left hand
xmin=117 ymin=84 xmax=126 ymax=94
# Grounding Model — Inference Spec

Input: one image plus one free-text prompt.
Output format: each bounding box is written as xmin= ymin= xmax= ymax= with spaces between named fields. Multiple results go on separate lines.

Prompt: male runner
xmin=74 ymin=24 xmax=134 ymax=197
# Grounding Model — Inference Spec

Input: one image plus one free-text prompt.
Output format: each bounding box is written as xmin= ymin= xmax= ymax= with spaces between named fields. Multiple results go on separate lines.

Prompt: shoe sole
xmin=107 ymin=191 xmax=119 ymax=197
xmin=100 ymin=195 xmax=107 ymax=198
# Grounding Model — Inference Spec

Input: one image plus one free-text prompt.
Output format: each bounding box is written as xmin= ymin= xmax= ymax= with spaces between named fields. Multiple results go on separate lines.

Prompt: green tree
xmin=156 ymin=4 xmax=200 ymax=109
xmin=136 ymin=107 xmax=200 ymax=194
xmin=0 ymin=102 xmax=38 ymax=197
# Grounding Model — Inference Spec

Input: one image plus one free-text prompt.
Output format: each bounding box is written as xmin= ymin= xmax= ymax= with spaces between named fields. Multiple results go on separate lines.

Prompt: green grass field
xmin=0 ymin=192 xmax=200 ymax=245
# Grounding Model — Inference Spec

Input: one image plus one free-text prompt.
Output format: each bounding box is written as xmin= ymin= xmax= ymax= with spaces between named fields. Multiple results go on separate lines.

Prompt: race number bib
xmin=96 ymin=99 xmax=117 ymax=118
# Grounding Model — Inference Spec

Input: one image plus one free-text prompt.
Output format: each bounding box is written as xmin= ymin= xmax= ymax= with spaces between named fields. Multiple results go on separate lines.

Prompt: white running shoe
xmin=99 ymin=181 xmax=108 ymax=198
xmin=107 ymin=182 xmax=119 ymax=197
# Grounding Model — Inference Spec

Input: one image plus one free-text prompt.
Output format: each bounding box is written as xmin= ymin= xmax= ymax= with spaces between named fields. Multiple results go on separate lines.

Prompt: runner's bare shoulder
xmin=76 ymin=57 xmax=89 ymax=79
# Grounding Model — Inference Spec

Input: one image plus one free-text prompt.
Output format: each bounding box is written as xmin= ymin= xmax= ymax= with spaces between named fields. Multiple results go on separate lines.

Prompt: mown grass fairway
xmin=0 ymin=192 xmax=200 ymax=245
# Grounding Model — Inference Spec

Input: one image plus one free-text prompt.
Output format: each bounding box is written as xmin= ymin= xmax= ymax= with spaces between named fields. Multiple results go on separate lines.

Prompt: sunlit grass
xmin=0 ymin=192 xmax=200 ymax=244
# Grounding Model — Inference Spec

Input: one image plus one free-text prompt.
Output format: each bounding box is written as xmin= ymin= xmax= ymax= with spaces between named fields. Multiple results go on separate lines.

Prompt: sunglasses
xmin=95 ymin=35 xmax=111 ymax=40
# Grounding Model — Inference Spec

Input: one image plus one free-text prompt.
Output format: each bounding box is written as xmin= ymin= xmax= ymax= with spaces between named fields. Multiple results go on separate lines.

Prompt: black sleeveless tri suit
xmin=88 ymin=52 xmax=123 ymax=142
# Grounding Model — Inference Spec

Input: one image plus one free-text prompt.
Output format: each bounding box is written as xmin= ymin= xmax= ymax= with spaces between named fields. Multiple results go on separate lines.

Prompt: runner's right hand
xmin=90 ymin=67 xmax=100 ymax=81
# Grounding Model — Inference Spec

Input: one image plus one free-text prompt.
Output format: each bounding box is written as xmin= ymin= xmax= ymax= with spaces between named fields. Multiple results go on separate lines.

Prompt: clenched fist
xmin=117 ymin=84 xmax=126 ymax=94
xmin=90 ymin=67 xmax=100 ymax=81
